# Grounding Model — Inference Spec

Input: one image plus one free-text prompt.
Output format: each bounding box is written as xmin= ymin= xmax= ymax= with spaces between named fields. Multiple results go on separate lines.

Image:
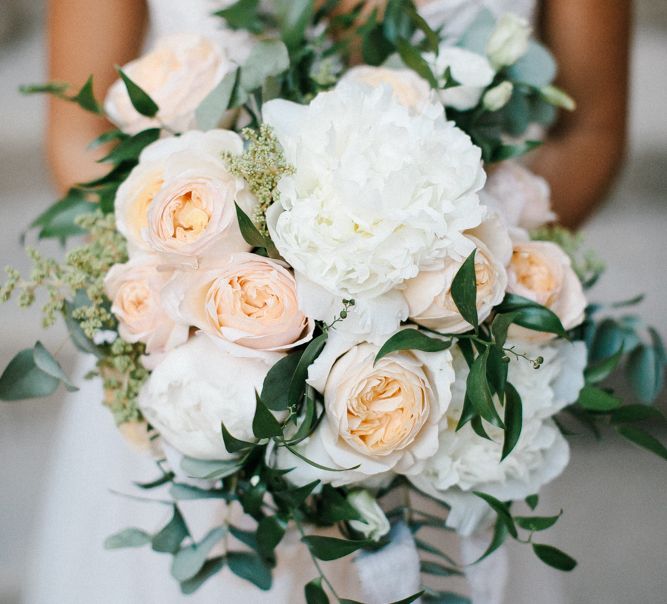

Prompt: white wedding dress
xmin=24 ymin=2 xmax=558 ymax=603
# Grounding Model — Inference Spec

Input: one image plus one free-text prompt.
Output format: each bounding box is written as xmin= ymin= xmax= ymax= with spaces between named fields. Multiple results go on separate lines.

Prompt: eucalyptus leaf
xmin=104 ymin=528 xmax=152 ymax=549
xmin=490 ymin=140 xmax=542 ymax=163
xmin=237 ymin=40 xmax=290 ymax=99
xmin=305 ymin=578 xmax=330 ymax=604
xmin=117 ymin=68 xmax=159 ymax=118
xmin=451 ymin=250 xmax=479 ymax=329
xmin=584 ymin=347 xmax=624 ymax=385
xmin=0 ymin=349 xmax=60 ymax=401
xmin=32 ymin=341 xmax=78 ymax=392
xmin=577 ymin=385 xmax=621 ymax=412
xmin=152 ymin=506 xmax=189 ymax=554
xmin=420 ymin=561 xmax=463 ymax=577
xmin=227 ymin=551 xmax=273 ymax=590
xmin=507 ymin=41 xmax=557 ymax=87
xmin=375 ymin=329 xmax=452 ymax=364
xmin=180 ymin=556 xmax=225 ymax=595
xmin=532 ymin=543 xmax=577 ymax=571
xmin=171 ymin=527 xmax=226 ymax=581
xmin=64 ymin=300 xmax=103 ymax=358
xmin=627 ymin=344 xmax=664 ymax=404
xmin=180 ymin=456 xmax=243 ymax=481
xmin=196 ymin=69 xmax=239 ymax=130
xmin=30 ymin=188 xmax=95 ymax=242
xmin=301 ymin=535 xmax=371 ymax=561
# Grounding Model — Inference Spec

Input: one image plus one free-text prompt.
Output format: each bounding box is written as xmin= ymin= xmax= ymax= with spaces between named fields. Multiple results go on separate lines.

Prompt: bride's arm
xmin=47 ymin=0 xmax=147 ymax=192
xmin=530 ymin=0 xmax=631 ymax=229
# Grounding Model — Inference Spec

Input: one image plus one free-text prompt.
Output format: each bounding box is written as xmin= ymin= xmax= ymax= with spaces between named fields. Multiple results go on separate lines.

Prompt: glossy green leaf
xmin=221 ymin=420 xmax=256 ymax=454
xmin=451 ymin=250 xmax=478 ymax=330
xmin=88 ymin=129 xmax=128 ymax=150
xmin=152 ymin=506 xmax=189 ymax=554
xmin=532 ymin=543 xmax=577 ymax=571
xmin=196 ymin=69 xmax=239 ymax=130
xmin=252 ymin=392 xmax=283 ymax=439
xmin=180 ymin=556 xmax=224 ymax=595
xmin=420 ymin=561 xmax=463 ymax=577
xmin=257 ymin=515 xmax=287 ymax=561
xmin=375 ymin=329 xmax=452 ymax=364
xmin=227 ymin=551 xmax=273 ymax=590
xmin=305 ymin=578 xmax=330 ymax=604
xmin=98 ymin=128 xmax=160 ymax=164
xmin=214 ymin=0 xmax=262 ymax=32
xmin=287 ymin=333 xmax=327 ymax=408
xmin=389 ymin=592 xmax=426 ymax=604
xmin=467 ymin=350 xmax=504 ymax=429
xmin=577 ymin=385 xmax=621 ymax=412
xmin=0 ymin=349 xmax=60 ymax=401
xmin=473 ymin=492 xmax=516 ymax=538
xmin=171 ymin=527 xmax=226 ymax=581
xmin=472 ymin=519 xmax=509 ymax=564
xmin=234 ymin=203 xmax=278 ymax=255
xmin=262 ymin=351 xmax=303 ymax=411
xmin=421 ymin=591 xmax=470 ymax=604
xmin=301 ymin=536 xmax=371 ymax=561
xmin=117 ymin=68 xmax=159 ymax=117
xmin=317 ymin=485 xmax=363 ymax=523
xmin=514 ymin=513 xmax=561 ymax=532
xmin=525 ymin=494 xmax=539 ymax=511
xmin=610 ymin=404 xmax=664 ymax=425
xmin=501 ymin=383 xmax=523 ymax=460
xmin=396 ymin=38 xmax=437 ymax=88
xmin=616 ymin=426 xmax=667 ymax=461
xmin=486 ymin=344 xmax=508 ymax=398
xmin=32 ymin=341 xmax=78 ymax=392
xmin=275 ymin=479 xmax=320 ymax=508
xmin=71 ymin=75 xmax=102 ymax=114
xmin=283 ymin=442 xmax=359 ymax=473
xmin=496 ymin=294 xmax=566 ymax=337
xmin=584 ymin=347 xmax=624 ymax=385
xmin=104 ymin=528 xmax=151 ymax=549
xmin=284 ymin=387 xmax=319 ymax=445
xmin=491 ymin=312 xmax=519 ymax=348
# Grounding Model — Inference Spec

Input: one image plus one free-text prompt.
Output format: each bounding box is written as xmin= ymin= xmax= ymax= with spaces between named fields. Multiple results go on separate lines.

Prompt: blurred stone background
xmin=0 ymin=1 xmax=665 ymax=603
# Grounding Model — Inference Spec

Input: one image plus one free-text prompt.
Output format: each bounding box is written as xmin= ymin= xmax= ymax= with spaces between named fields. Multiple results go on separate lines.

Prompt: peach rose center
xmin=345 ymin=369 xmax=426 ymax=455
xmin=166 ymin=190 xmax=211 ymax=242
xmin=511 ymin=249 xmax=560 ymax=305
xmin=117 ymin=281 xmax=154 ymax=322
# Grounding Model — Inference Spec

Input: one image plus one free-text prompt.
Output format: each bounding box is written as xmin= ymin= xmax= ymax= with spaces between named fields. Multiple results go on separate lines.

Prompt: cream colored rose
xmin=104 ymin=33 xmax=238 ymax=134
xmin=483 ymin=161 xmax=556 ymax=231
xmin=486 ymin=13 xmax=532 ymax=69
xmin=274 ymin=333 xmax=454 ymax=487
xmin=104 ymin=254 xmax=189 ymax=357
xmin=164 ymin=252 xmax=313 ymax=355
xmin=507 ymin=241 xmax=586 ymax=341
xmin=404 ymin=235 xmax=508 ymax=333
xmin=114 ymin=129 xmax=254 ymax=259
xmin=340 ymin=66 xmax=433 ymax=111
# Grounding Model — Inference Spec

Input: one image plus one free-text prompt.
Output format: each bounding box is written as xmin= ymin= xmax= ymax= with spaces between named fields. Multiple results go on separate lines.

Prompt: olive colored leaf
xmin=532 ymin=543 xmax=577 ymax=571
xmin=616 ymin=426 xmax=667 ymax=461
xmin=171 ymin=527 xmax=226 ymax=581
xmin=180 ymin=556 xmax=225 ymax=595
xmin=466 ymin=350 xmax=504 ymax=429
xmin=71 ymin=75 xmax=102 ymax=114
xmin=514 ymin=513 xmax=562 ymax=532
xmin=473 ymin=492 xmax=516 ymax=538
xmin=305 ymin=578 xmax=330 ymax=604
xmin=610 ymin=405 xmax=664 ymax=425
xmin=577 ymin=385 xmax=621 ymax=412
xmin=584 ymin=347 xmax=624 ymax=385
xmin=455 ymin=393 xmax=477 ymax=431
xmin=98 ymin=128 xmax=161 ymax=164
xmin=301 ymin=536 xmax=372 ymax=561
xmin=227 ymin=551 xmax=273 ymax=590
xmin=152 ymin=506 xmax=189 ymax=554
xmin=501 ymin=383 xmax=523 ymax=460
xmin=252 ymin=392 xmax=283 ymax=439
xmin=117 ymin=68 xmax=159 ymax=117
xmin=396 ymin=38 xmax=438 ymax=88
xmin=0 ymin=349 xmax=60 ymax=401
xmin=287 ymin=333 xmax=328 ymax=408
xmin=221 ymin=420 xmax=256 ymax=454
xmin=284 ymin=388 xmax=319 ymax=445
xmin=32 ymin=341 xmax=78 ymax=392
xmin=375 ymin=329 xmax=452 ymax=364
xmin=262 ymin=351 xmax=303 ymax=411
xmin=104 ymin=528 xmax=152 ymax=549
xmin=196 ymin=69 xmax=239 ymax=130
xmin=451 ymin=250 xmax=478 ymax=330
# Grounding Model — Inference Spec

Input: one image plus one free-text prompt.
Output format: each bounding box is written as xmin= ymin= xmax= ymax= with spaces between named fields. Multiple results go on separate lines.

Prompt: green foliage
xmin=301 ymin=535 xmax=372 ymax=561
xmin=117 ymin=68 xmax=159 ymax=117
xmin=214 ymin=0 xmax=264 ymax=33
xmin=531 ymin=544 xmax=577 ymax=572
xmin=0 ymin=348 xmax=61 ymax=401
xmin=451 ymin=250 xmax=479 ymax=330
xmin=375 ymin=329 xmax=452 ymax=364
xmin=196 ymin=69 xmax=240 ymax=130
xmin=305 ymin=578 xmax=330 ymax=604
xmin=104 ymin=528 xmax=152 ymax=549
xmin=171 ymin=527 xmax=226 ymax=582
xmin=152 ymin=506 xmax=189 ymax=554
xmin=98 ymin=128 xmax=161 ymax=164
xmin=227 ymin=551 xmax=273 ymax=590
xmin=28 ymin=188 xmax=96 ymax=243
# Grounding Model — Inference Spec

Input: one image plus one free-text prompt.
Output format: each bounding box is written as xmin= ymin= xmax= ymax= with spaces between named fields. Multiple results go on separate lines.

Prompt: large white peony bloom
xmin=138 ymin=335 xmax=277 ymax=460
xmin=263 ymin=81 xmax=485 ymax=335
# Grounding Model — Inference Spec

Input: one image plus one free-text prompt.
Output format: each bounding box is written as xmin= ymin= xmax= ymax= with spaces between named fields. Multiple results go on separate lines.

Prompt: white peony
xmin=263 ymin=80 xmax=485 ymax=335
xmin=138 ymin=335 xmax=277 ymax=460
xmin=425 ymin=46 xmax=495 ymax=111
xmin=274 ymin=331 xmax=454 ymax=487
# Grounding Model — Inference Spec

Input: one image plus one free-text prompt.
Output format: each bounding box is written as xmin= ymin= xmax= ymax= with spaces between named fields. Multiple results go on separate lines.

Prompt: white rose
xmin=404 ymin=235 xmax=508 ymax=334
xmin=104 ymin=254 xmax=189 ymax=358
xmin=114 ymin=129 xmax=255 ymax=260
xmin=263 ymin=80 xmax=485 ymax=334
xmin=347 ymin=490 xmax=391 ymax=542
xmin=483 ymin=81 xmax=513 ymax=111
xmin=507 ymin=240 xmax=587 ymax=341
xmin=274 ymin=331 xmax=454 ymax=487
xmin=138 ymin=335 xmax=278 ymax=460
xmin=105 ymin=33 xmax=239 ymax=134
xmin=425 ymin=46 xmax=495 ymax=111
xmin=486 ymin=13 xmax=532 ymax=69
xmin=340 ymin=66 xmax=433 ymax=111
xmin=483 ymin=162 xmax=556 ymax=232
xmin=507 ymin=339 xmax=587 ymax=419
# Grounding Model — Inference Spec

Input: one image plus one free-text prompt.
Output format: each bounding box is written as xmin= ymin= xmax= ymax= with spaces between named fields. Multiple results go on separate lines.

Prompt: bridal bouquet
xmin=2 ymin=2 xmax=666 ymax=602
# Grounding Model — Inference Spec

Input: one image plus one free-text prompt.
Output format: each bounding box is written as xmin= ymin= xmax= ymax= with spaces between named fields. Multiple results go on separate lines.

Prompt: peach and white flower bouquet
xmin=2 ymin=2 xmax=665 ymax=602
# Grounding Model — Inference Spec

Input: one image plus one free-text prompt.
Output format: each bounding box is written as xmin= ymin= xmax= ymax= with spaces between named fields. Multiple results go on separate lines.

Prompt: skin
xmin=47 ymin=0 xmax=631 ymax=229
